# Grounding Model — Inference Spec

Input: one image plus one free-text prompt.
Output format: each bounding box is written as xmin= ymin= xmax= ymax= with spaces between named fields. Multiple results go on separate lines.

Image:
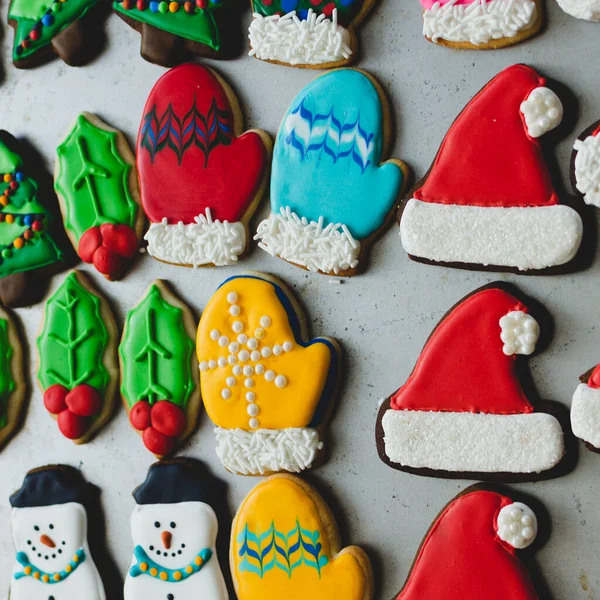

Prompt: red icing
xmin=130 ymin=400 xmax=152 ymax=431
xmin=151 ymin=401 xmax=187 ymax=437
xmin=43 ymin=384 xmax=69 ymax=415
xmin=65 ymin=385 xmax=102 ymax=417
xmin=79 ymin=227 xmax=102 ymax=263
xmin=92 ymin=246 xmax=124 ymax=278
xmin=137 ymin=64 xmax=268 ymax=225
xmin=57 ymin=409 xmax=88 ymax=440
xmin=414 ymin=65 xmax=558 ymax=208
xmin=396 ymin=490 xmax=538 ymax=600
xmin=593 ymin=124 xmax=600 ymax=137
xmin=100 ymin=223 xmax=139 ymax=258
xmin=588 ymin=365 xmax=600 ymax=389
xmin=143 ymin=426 xmax=174 ymax=456
xmin=79 ymin=224 xmax=137 ymax=278
xmin=390 ymin=288 xmax=534 ymax=414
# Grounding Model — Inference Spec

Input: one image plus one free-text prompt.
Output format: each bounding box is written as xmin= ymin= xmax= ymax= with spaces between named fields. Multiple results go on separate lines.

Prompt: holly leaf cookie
xmin=394 ymin=485 xmax=541 ymax=599
xmin=571 ymin=119 xmax=600 ymax=208
xmin=231 ymin=474 xmax=373 ymax=600
xmin=37 ymin=270 xmax=119 ymax=444
xmin=255 ymin=69 xmax=408 ymax=276
xmin=120 ymin=280 xmax=200 ymax=458
xmin=196 ymin=272 xmax=341 ymax=475
xmin=376 ymin=283 xmax=566 ymax=481
xmin=571 ymin=364 xmax=600 ymax=452
xmin=248 ymin=0 xmax=378 ymax=68
xmin=399 ymin=64 xmax=583 ymax=274
xmin=138 ymin=64 xmax=271 ymax=269
xmin=55 ymin=113 xmax=144 ymax=281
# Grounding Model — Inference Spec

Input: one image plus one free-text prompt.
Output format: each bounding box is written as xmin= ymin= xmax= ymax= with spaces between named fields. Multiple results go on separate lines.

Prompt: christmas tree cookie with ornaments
xmin=248 ymin=0 xmax=377 ymax=67
xmin=570 ymin=364 xmax=600 ymax=452
xmin=231 ymin=474 xmax=373 ymax=600
xmin=400 ymin=64 xmax=583 ymax=273
xmin=556 ymin=0 xmax=600 ymax=20
xmin=376 ymin=284 xmax=566 ymax=481
xmin=571 ymin=119 xmax=600 ymax=208
xmin=138 ymin=64 xmax=271 ymax=268
xmin=9 ymin=465 xmax=106 ymax=600
xmin=255 ymin=69 xmax=408 ymax=276
xmin=124 ymin=459 xmax=228 ymax=600
xmin=393 ymin=486 xmax=543 ymax=600
xmin=197 ymin=272 xmax=341 ymax=475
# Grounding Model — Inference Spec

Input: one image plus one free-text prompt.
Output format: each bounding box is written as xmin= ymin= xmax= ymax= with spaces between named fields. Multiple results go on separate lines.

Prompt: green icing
xmin=55 ymin=114 xmax=138 ymax=244
xmin=119 ymin=284 xmax=194 ymax=409
xmin=0 ymin=145 xmax=21 ymax=173
xmin=37 ymin=272 xmax=109 ymax=392
xmin=252 ymin=0 xmax=362 ymax=27
xmin=0 ymin=319 xmax=15 ymax=429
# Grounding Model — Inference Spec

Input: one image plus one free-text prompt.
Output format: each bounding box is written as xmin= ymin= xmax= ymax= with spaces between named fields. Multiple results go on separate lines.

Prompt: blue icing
xmin=271 ymin=70 xmax=403 ymax=240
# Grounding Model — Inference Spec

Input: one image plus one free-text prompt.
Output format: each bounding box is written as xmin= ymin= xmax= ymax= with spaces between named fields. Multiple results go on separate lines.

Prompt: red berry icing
xmin=78 ymin=224 xmax=138 ymax=278
xmin=151 ymin=401 xmax=187 ymax=437
xmin=100 ymin=224 xmax=139 ymax=258
xmin=92 ymin=246 xmax=124 ymax=278
xmin=65 ymin=385 xmax=102 ymax=417
xmin=588 ymin=364 xmax=600 ymax=389
xmin=130 ymin=400 xmax=152 ymax=431
xmin=143 ymin=426 xmax=174 ymax=456
xmin=43 ymin=384 xmax=69 ymax=415
xmin=57 ymin=409 xmax=88 ymax=440
xmin=79 ymin=227 xmax=102 ymax=263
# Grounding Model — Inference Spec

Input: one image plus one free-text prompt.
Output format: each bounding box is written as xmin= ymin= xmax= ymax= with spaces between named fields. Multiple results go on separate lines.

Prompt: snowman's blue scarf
xmin=129 ymin=545 xmax=213 ymax=582
xmin=14 ymin=548 xmax=86 ymax=583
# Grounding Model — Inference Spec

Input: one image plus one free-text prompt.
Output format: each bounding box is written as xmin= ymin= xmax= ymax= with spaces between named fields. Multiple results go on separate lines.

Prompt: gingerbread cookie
xmin=37 ymin=270 xmax=119 ymax=443
xmin=8 ymin=0 xmax=100 ymax=68
xmin=120 ymin=280 xmax=200 ymax=458
xmin=376 ymin=284 xmax=566 ymax=480
xmin=399 ymin=64 xmax=582 ymax=273
xmin=124 ymin=458 xmax=228 ymax=600
xmin=196 ymin=272 xmax=341 ymax=475
xmin=556 ymin=0 xmax=600 ymax=20
xmin=231 ymin=474 xmax=373 ymax=600
xmin=255 ymin=69 xmax=408 ymax=276
xmin=55 ymin=113 xmax=143 ymax=280
xmin=138 ymin=64 xmax=271 ymax=268
xmin=9 ymin=465 xmax=106 ymax=600
xmin=394 ymin=485 xmax=541 ymax=599
xmin=248 ymin=0 xmax=376 ymax=68
xmin=571 ymin=364 xmax=600 ymax=452
xmin=571 ymin=120 xmax=600 ymax=207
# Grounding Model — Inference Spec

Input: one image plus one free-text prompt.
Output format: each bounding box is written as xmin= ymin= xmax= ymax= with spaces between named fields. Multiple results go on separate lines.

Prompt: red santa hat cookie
xmin=571 ymin=120 xmax=600 ymax=208
xmin=571 ymin=364 xmax=600 ymax=452
xmin=399 ymin=64 xmax=583 ymax=273
xmin=394 ymin=486 xmax=541 ymax=600
xmin=376 ymin=284 xmax=565 ymax=480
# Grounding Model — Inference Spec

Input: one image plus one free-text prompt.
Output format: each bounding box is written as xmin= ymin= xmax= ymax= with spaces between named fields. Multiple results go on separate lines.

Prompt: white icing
xmin=381 ymin=409 xmax=564 ymax=473
xmin=144 ymin=209 xmax=246 ymax=267
xmin=574 ymin=132 xmax=600 ymax=207
xmin=556 ymin=0 xmax=600 ymax=20
xmin=422 ymin=0 xmax=537 ymax=45
xmin=215 ymin=427 xmax=323 ymax=475
xmin=499 ymin=311 xmax=539 ymax=356
xmin=520 ymin=87 xmax=563 ymax=138
xmin=10 ymin=503 xmax=105 ymax=600
xmin=496 ymin=502 xmax=537 ymax=549
xmin=255 ymin=207 xmax=361 ymax=275
xmin=248 ymin=9 xmax=352 ymax=66
xmin=571 ymin=382 xmax=600 ymax=448
xmin=400 ymin=199 xmax=583 ymax=270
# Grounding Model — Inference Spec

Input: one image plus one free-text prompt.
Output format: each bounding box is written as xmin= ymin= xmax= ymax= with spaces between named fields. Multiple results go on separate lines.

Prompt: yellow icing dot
xmin=140 ymin=562 xmax=148 ymax=572
xmin=0 ymin=196 xmax=8 ymax=206
xmin=73 ymin=554 xmax=79 ymax=562
xmin=185 ymin=566 xmax=193 ymax=574
xmin=195 ymin=556 xmax=203 ymax=566
xmin=150 ymin=567 xmax=158 ymax=577
xmin=3 ymin=174 xmax=11 ymax=183
xmin=24 ymin=566 xmax=32 ymax=575
xmin=173 ymin=571 xmax=182 ymax=581
xmin=65 ymin=565 xmax=72 ymax=573
xmin=160 ymin=572 xmax=168 ymax=581
xmin=42 ymin=574 xmax=49 ymax=583
xmin=33 ymin=572 xmax=40 ymax=580
xmin=53 ymin=573 xmax=61 ymax=582
xmin=5 ymin=214 xmax=14 ymax=224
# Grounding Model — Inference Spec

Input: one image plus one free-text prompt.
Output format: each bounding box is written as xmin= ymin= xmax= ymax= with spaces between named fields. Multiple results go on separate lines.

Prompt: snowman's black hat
xmin=10 ymin=465 xmax=91 ymax=508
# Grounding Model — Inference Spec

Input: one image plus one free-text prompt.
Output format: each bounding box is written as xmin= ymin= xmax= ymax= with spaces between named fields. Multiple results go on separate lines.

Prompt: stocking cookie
xmin=9 ymin=465 xmax=106 ymax=600
xmin=571 ymin=120 xmax=600 ymax=207
xmin=139 ymin=64 xmax=271 ymax=268
xmin=419 ymin=0 xmax=543 ymax=49
xmin=124 ymin=459 xmax=228 ymax=600
xmin=248 ymin=0 xmax=376 ymax=68
xmin=196 ymin=272 xmax=341 ymax=475
xmin=120 ymin=280 xmax=200 ymax=458
xmin=9 ymin=0 xmax=99 ymax=68
xmin=394 ymin=486 xmax=540 ymax=599
xmin=37 ymin=270 xmax=119 ymax=443
xmin=399 ymin=64 xmax=583 ymax=273
xmin=55 ymin=113 xmax=143 ymax=280
xmin=255 ymin=69 xmax=408 ymax=276
xmin=556 ymin=0 xmax=600 ymax=20
xmin=231 ymin=474 xmax=373 ymax=600
xmin=376 ymin=284 xmax=565 ymax=480
xmin=571 ymin=364 xmax=600 ymax=452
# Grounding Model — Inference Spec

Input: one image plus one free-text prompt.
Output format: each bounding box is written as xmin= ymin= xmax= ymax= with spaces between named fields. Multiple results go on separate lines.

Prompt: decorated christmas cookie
xmin=197 ymin=272 xmax=341 ymax=475
xmin=9 ymin=465 xmax=106 ymax=600
xmin=8 ymin=0 xmax=100 ymax=68
xmin=556 ymin=0 xmax=600 ymax=20
xmin=419 ymin=0 xmax=543 ymax=49
xmin=376 ymin=284 xmax=565 ymax=480
xmin=0 ymin=306 xmax=25 ymax=451
xmin=55 ymin=113 xmax=144 ymax=281
xmin=124 ymin=458 xmax=228 ymax=600
xmin=231 ymin=474 xmax=373 ymax=600
xmin=571 ymin=120 xmax=600 ymax=208
xmin=138 ymin=64 xmax=271 ymax=269
xmin=255 ymin=69 xmax=408 ymax=276
xmin=394 ymin=485 xmax=541 ymax=599
xmin=120 ymin=280 xmax=200 ymax=458
xmin=37 ymin=270 xmax=119 ymax=443
xmin=571 ymin=364 xmax=600 ymax=452
xmin=399 ymin=64 xmax=582 ymax=273
xmin=248 ymin=0 xmax=377 ymax=68
xmin=0 ymin=132 xmax=62 ymax=307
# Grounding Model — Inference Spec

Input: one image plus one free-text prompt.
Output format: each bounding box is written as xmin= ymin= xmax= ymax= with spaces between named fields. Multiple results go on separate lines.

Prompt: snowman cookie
xmin=37 ymin=270 xmax=119 ymax=443
xmin=9 ymin=465 xmax=106 ymax=600
xmin=197 ymin=272 xmax=341 ymax=475
xmin=571 ymin=120 xmax=600 ymax=208
xmin=231 ymin=474 xmax=373 ymax=600
xmin=556 ymin=0 xmax=600 ymax=20
xmin=571 ymin=364 xmax=600 ymax=452
xmin=139 ymin=64 xmax=271 ymax=268
xmin=255 ymin=69 xmax=408 ymax=276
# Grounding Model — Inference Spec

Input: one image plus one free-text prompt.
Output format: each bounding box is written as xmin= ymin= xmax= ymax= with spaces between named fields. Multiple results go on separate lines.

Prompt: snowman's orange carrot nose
xmin=161 ymin=531 xmax=172 ymax=549
xmin=40 ymin=535 xmax=55 ymax=548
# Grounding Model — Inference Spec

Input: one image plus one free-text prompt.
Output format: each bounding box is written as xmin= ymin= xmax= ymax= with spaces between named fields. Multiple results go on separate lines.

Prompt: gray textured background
xmin=1 ymin=1 xmax=600 ymax=598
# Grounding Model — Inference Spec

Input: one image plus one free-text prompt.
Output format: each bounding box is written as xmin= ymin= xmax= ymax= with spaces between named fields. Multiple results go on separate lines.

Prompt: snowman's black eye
xmin=34 ymin=526 xmax=39 ymax=531
xmin=154 ymin=522 xmax=160 ymax=528
xmin=170 ymin=522 xmax=176 ymax=528
xmin=149 ymin=546 xmax=154 ymax=551
xmin=27 ymin=540 xmax=31 ymax=545
xmin=49 ymin=524 xmax=54 ymax=530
